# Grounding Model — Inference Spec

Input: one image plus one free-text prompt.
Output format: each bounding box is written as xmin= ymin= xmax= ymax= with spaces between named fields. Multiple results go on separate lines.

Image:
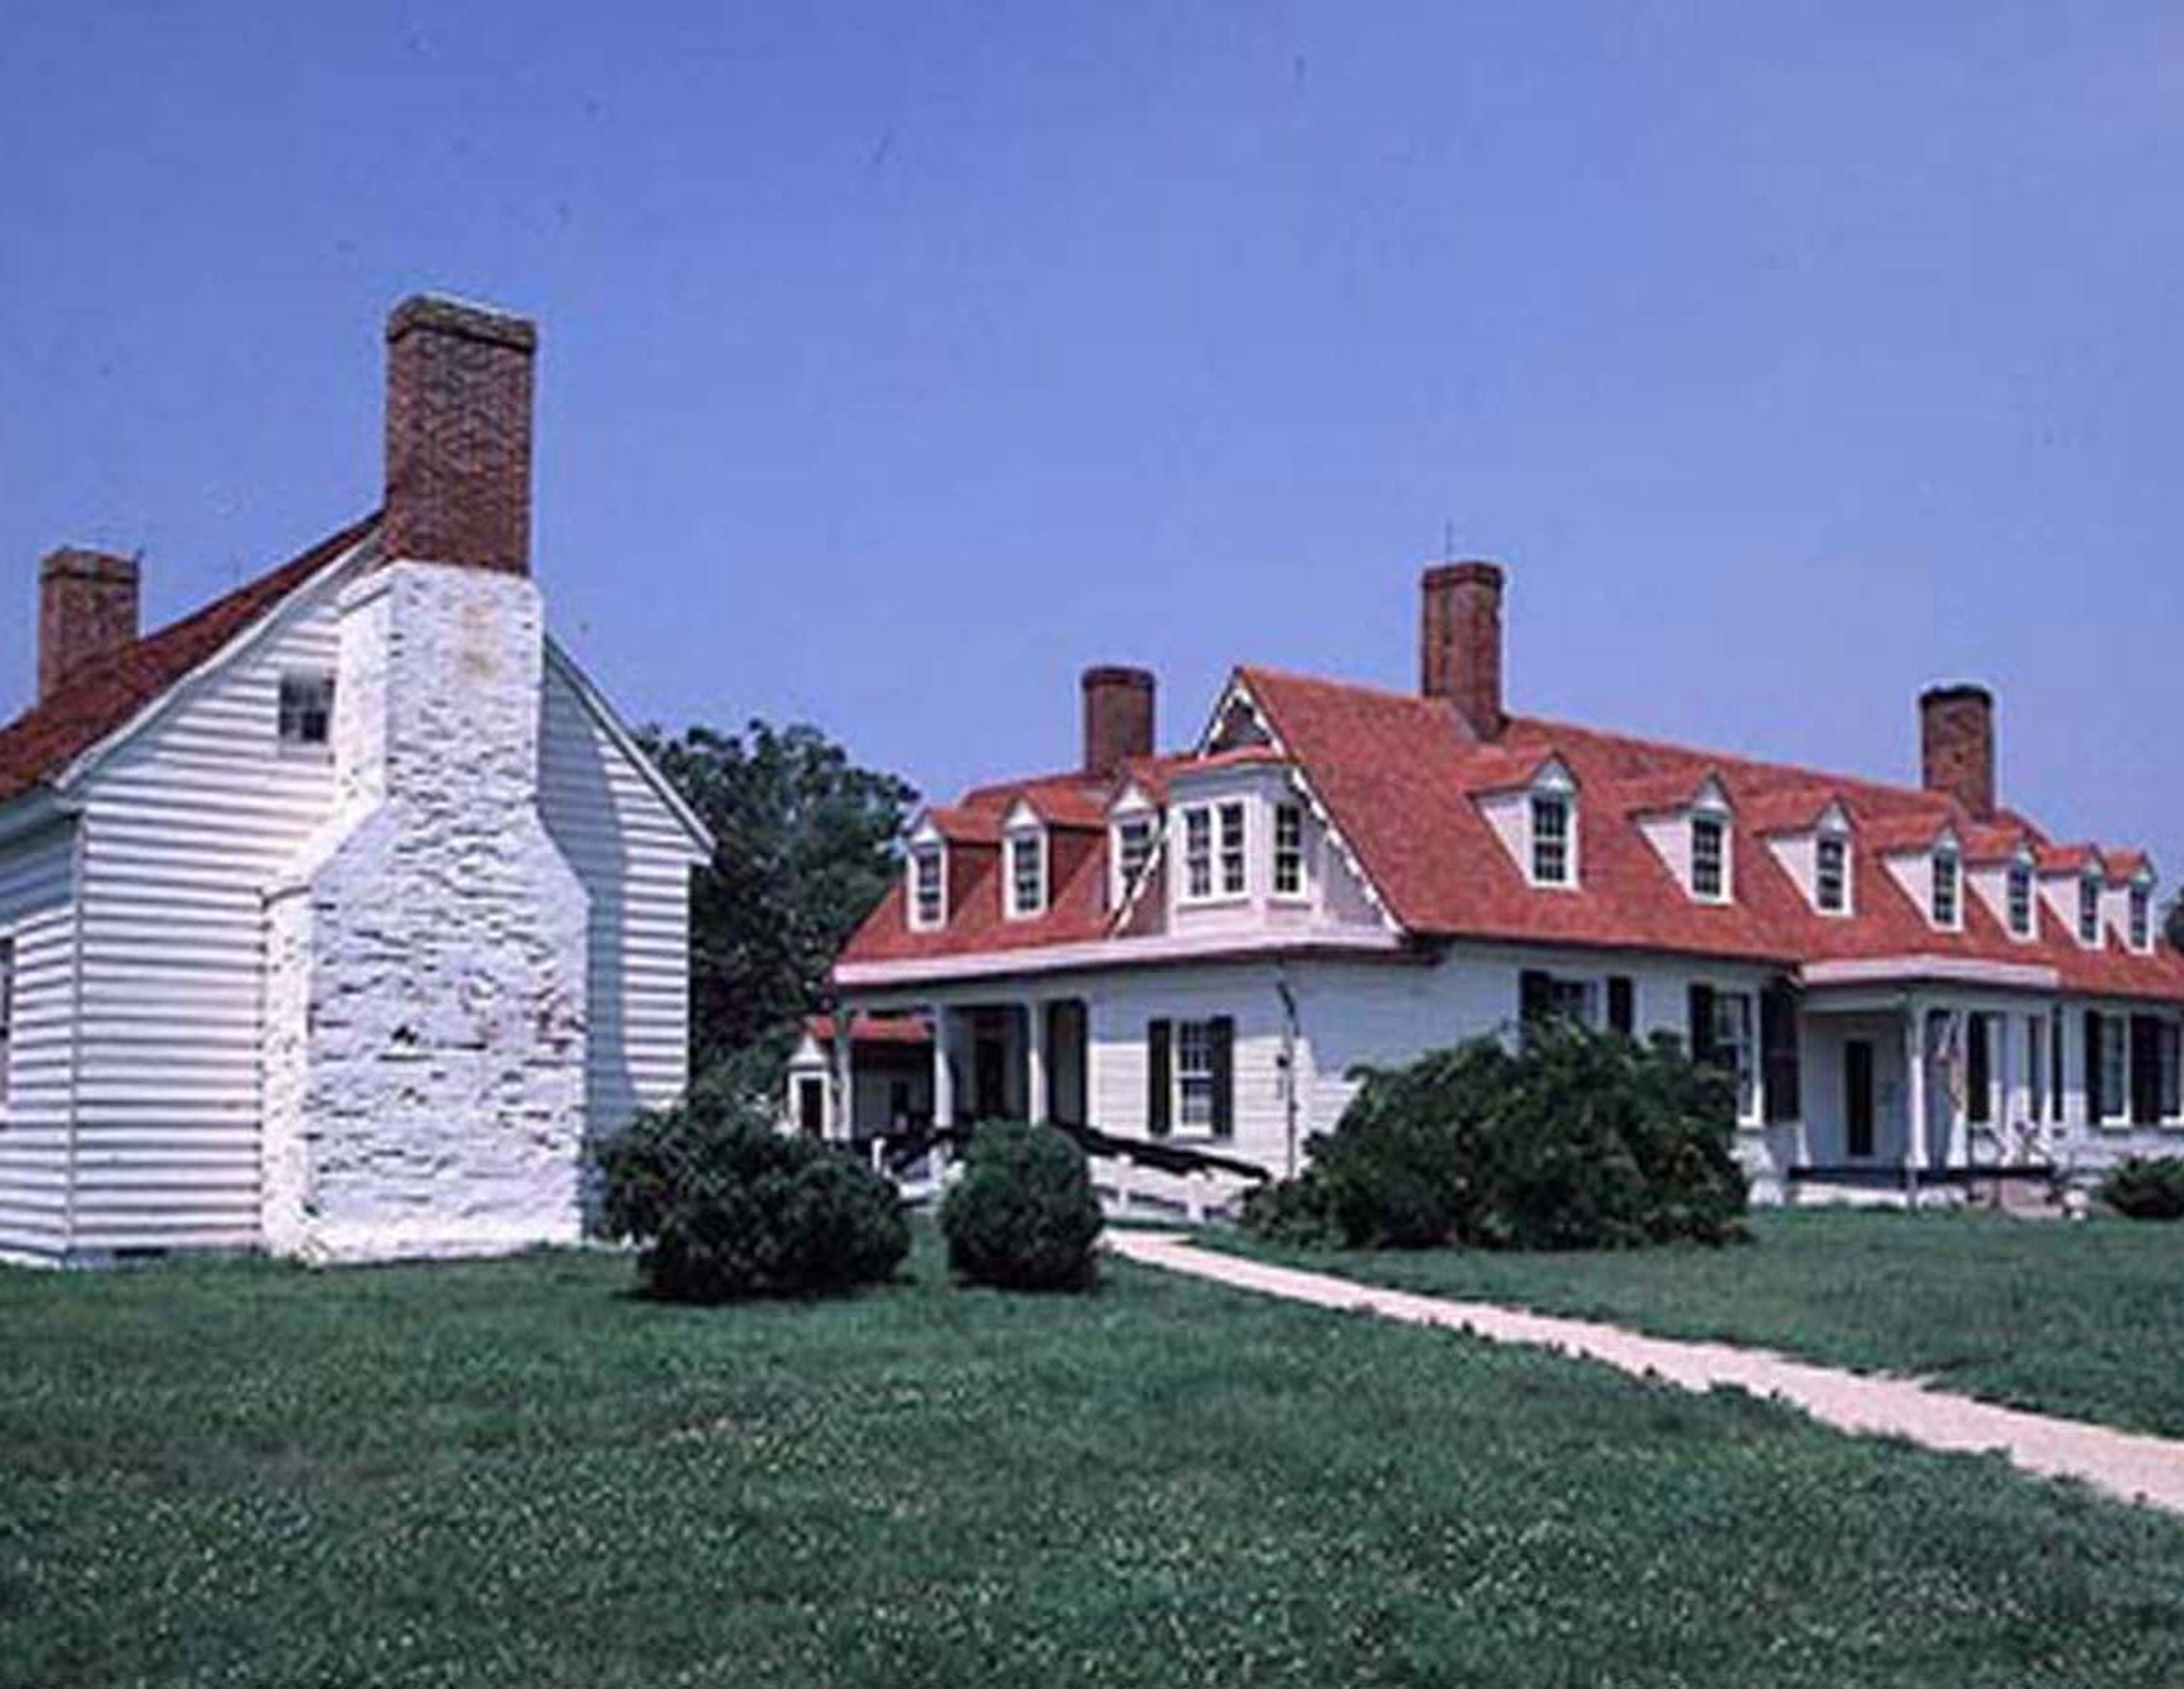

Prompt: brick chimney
xmin=1082 ymin=666 xmax=1156 ymax=778
xmin=382 ymin=295 xmax=537 ymax=574
xmin=1920 ymin=683 xmax=1996 ymax=819
xmin=1420 ymin=560 xmax=1505 ymax=740
xmin=38 ymin=547 xmax=140 ymax=700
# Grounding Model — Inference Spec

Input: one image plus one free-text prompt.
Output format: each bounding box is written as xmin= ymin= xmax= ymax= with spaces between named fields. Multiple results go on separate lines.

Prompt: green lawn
xmin=7 ymin=1226 xmax=2184 ymax=1689
xmin=1218 ymin=1208 xmax=2184 ymax=1437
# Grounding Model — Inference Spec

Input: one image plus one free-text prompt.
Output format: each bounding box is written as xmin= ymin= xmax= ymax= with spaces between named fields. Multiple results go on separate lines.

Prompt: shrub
xmin=2100 ymin=1157 xmax=2184 ymax=1221
xmin=592 ymin=1091 xmax=908 ymax=1301
xmin=940 ymin=1121 xmax=1104 ymax=1291
xmin=1243 ymin=1023 xmax=1748 ymax=1252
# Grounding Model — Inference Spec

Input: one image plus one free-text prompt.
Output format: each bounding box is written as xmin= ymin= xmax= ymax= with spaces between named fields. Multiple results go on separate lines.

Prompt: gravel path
xmin=1105 ymin=1230 xmax=2184 ymax=1517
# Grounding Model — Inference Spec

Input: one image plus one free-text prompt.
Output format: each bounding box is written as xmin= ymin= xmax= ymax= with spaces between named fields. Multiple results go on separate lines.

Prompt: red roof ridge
xmin=0 ymin=511 xmax=380 ymax=805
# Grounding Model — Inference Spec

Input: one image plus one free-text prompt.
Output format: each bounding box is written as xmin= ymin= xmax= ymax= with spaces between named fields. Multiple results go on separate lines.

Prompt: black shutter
xmin=2131 ymin=1015 xmax=2162 ymax=1127
xmin=2085 ymin=1010 xmax=2105 ymax=1125
xmin=1209 ymin=1016 xmax=1235 ymax=1141
xmin=1148 ymin=1019 xmax=1173 ymax=1138
xmin=1607 ymin=976 xmax=1635 ymax=1037
xmin=1689 ymin=984 xmax=1718 ymax=1065
xmin=1519 ymin=970 xmax=1553 ymax=1027
xmin=1965 ymin=1015 xmax=1991 ymax=1125
xmin=1761 ymin=982 xmax=1801 ymax=1124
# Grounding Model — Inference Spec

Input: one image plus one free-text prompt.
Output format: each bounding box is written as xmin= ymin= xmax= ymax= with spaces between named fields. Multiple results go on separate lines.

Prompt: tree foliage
xmin=940 ymin=1121 xmax=1105 ymax=1292
xmin=1243 ymin=1023 xmax=1749 ymax=1251
xmin=639 ymin=720 xmax=916 ymax=1083
xmin=2166 ymin=892 xmax=2184 ymax=957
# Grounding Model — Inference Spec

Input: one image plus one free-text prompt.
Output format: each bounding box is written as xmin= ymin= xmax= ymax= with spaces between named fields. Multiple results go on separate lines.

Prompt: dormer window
xmin=2007 ymin=858 xmax=2034 ymax=938
xmin=1272 ymin=802 xmax=1306 ymax=899
xmin=1217 ymin=802 xmax=1247 ymax=897
xmin=1182 ymin=808 xmax=1213 ymax=900
xmin=1531 ymin=792 xmax=1573 ymax=887
xmin=1112 ymin=815 xmax=1155 ymax=906
xmin=277 ymin=671 xmax=334 ymax=750
xmin=909 ymin=846 xmax=945 ymax=930
xmin=1006 ymin=829 xmax=1046 ymax=920
xmin=2130 ymin=882 xmax=2153 ymax=951
xmin=1690 ymin=814 xmax=1728 ymax=902
xmin=1816 ymin=834 xmax=1850 ymax=915
xmin=2079 ymin=874 xmax=2102 ymax=947
xmin=1930 ymin=844 xmax=1960 ymax=929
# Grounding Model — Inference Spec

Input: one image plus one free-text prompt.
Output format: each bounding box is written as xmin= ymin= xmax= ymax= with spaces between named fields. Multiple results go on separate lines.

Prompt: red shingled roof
xmin=0 ymin=513 xmax=378 ymax=804
xmin=837 ymin=660 xmax=2181 ymax=1002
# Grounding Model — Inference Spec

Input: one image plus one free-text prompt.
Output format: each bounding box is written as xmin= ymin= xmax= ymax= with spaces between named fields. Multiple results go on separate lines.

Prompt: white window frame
xmin=1929 ymin=846 xmax=1962 ymax=930
xmin=1271 ymin=802 xmax=1307 ymax=901
xmin=2129 ymin=882 xmax=2153 ymax=953
xmin=1815 ymin=832 xmax=1850 ymax=916
xmin=1713 ymin=989 xmax=1759 ymax=1125
xmin=1111 ymin=815 xmax=1155 ymax=908
xmin=1530 ymin=791 xmax=1574 ymax=888
xmin=909 ymin=845 xmax=946 ymax=931
xmin=1175 ymin=1018 xmax=1217 ymax=1133
xmin=2006 ymin=859 xmax=2034 ymax=939
xmin=2079 ymin=873 xmax=2103 ymax=948
xmin=1217 ymin=802 xmax=1248 ymax=898
xmin=2098 ymin=1013 xmax=2129 ymax=1125
xmin=1005 ymin=828 xmax=1047 ymax=921
xmin=1690 ymin=812 xmax=1729 ymax=903
xmin=276 ymin=670 xmax=336 ymax=754
xmin=0 ymin=935 xmax=14 ymax=1113
xmin=1180 ymin=806 xmax=1215 ymax=903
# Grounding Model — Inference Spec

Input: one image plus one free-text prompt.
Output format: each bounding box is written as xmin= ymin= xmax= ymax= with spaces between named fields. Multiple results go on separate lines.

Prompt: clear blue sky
xmin=2 ymin=4 xmax=2178 ymax=859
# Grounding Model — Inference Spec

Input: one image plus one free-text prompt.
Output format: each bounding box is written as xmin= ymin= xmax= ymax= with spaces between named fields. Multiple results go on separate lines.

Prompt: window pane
xmin=913 ymin=850 xmax=944 ymax=926
xmin=1176 ymin=1019 xmax=1214 ymax=1129
xmin=2080 ymin=879 xmax=2101 ymax=944
xmin=2008 ymin=866 xmax=2032 ymax=935
xmin=1532 ymin=795 xmax=1570 ymax=884
xmin=1273 ymin=803 xmax=1304 ymax=897
xmin=1817 ymin=839 xmax=1846 ymax=912
xmin=1692 ymin=817 xmax=1724 ymax=899
xmin=1184 ymin=809 xmax=1212 ymax=899
xmin=1931 ymin=852 xmax=1959 ymax=926
xmin=1218 ymin=803 xmax=1247 ymax=895
xmin=278 ymin=672 xmax=334 ymax=746
xmin=1010 ymin=835 xmax=1043 ymax=914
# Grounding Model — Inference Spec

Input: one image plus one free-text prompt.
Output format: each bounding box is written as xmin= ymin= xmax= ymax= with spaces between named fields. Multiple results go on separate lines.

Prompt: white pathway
xmin=1105 ymin=1230 xmax=2184 ymax=1518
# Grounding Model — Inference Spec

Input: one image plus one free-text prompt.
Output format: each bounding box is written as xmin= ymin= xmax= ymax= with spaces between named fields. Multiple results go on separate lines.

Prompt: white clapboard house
xmin=816 ymin=564 xmax=2184 ymax=1207
xmin=0 ymin=296 xmax=710 ymax=1264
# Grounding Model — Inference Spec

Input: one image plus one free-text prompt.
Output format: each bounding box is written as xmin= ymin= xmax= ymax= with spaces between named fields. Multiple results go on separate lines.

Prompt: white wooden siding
xmin=0 ymin=819 xmax=81 ymax=1260
xmin=66 ymin=588 xmax=348 ymax=1253
xmin=539 ymin=653 xmax=698 ymax=1142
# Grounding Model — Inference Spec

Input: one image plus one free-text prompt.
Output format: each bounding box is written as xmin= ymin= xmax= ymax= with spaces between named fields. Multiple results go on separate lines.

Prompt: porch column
xmin=929 ymin=1004 xmax=954 ymax=1128
xmin=1903 ymin=1000 xmax=1929 ymax=1196
xmin=1942 ymin=1011 xmax=1967 ymax=1172
xmin=1026 ymin=1000 xmax=1050 ymax=1124
xmin=831 ymin=1009 xmax=857 ymax=1143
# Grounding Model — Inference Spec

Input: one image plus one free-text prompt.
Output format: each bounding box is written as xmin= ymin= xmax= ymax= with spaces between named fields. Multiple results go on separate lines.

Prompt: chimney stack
xmin=383 ymin=295 xmax=537 ymax=575
xmin=1420 ymin=560 xmax=1505 ymax=740
xmin=1920 ymin=684 xmax=1996 ymax=819
xmin=1082 ymin=666 xmax=1156 ymax=779
xmin=38 ymin=547 xmax=140 ymax=700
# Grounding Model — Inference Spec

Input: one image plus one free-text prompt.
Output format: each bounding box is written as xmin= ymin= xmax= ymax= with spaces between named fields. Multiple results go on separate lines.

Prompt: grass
xmin=4 ymin=1224 xmax=2184 ymax=1688
xmin=1216 ymin=1207 xmax=2184 ymax=1437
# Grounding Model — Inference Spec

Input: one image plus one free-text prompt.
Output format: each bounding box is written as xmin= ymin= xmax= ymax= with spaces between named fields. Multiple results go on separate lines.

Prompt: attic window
xmin=1006 ymin=831 xmax=1047 ymax=920
xmin=2079 ymin=874 xmax=2102 ymax=947
xmin=2007 ymin=860 xmax=2034 ymax=938
xmin=1930 ymin=846 xmax=1961 ymax=929
xmin=909 ymin=847 xmax=945 ymax=930
xmin=277 ymin=672 xmax=334 ymax=750
xmin=1691 ymin=815 xmax=1728 ymax=902
xmin=1112 ymin=816 xmax=1155 ymax=906
xmin=1815 ymin=835 xmax=1850 ymax=915
xmin=2131 ymin=883 xmax=2152 ymax=952
xmin=1531 ymin=792 xmax=1573 ymax=887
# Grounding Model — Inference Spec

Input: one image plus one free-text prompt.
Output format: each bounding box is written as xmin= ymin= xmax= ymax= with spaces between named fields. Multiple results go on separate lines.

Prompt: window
xmin=1114 ymin=816 xmax=1155 ymax=902
xmin=1548 ymin=977 xmax=1596 ymax=1025
xmin=2007 ymin=861 xmax=2034 ymax=938
xmin=1272 ymin=803 xmax=1306 ymax=899
xmin=910 ymin=848 xmax=945 ymax=930
xmin=1217 ymin=802 xmax=1247 ymax=897
xmin=1182 ymin=808 xmax=1213 ymax=901
xmin=0 ymin=937 xmax=13 ymax=1111
xmin=1816 ymin=836 xmax=1848 ymax=914
xmin=2079 ymin=875 xmax=2102 ymax=946
xmin=2099 ymin=1015 xmax=2128 ymax=1123
xmin=1531 ymin=793 xmax=1572 ymax=886
xmin=1176 ymin=1020 xmax=1216 ymax=1132
xmin=2162 ymin=1021 xmax=2182 ymax=1122
xmin=1691 ymin=815 xmax=1727 ymax=901
xmin=1006 ymin=831 xmax=1046 ymax=919
xmin=1930 ymin=847 xmax=1960 ymax=928
xmin=1714 ymin=990 xmax=1758 ymax=1122
xmin=276 ymin=671 xmax=334 ymax=749
xmin=2026 ymin=1015 xmax=2047 ymax=1123
xmin=2131 ymin=885 xmax=2152 ymax=951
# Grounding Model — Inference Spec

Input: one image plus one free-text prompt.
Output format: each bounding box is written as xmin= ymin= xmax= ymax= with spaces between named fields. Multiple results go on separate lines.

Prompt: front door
xmin=973 ymin=1031 xmax=1008 ymax=1122
xmin=1844 ymin=1039 xmax=1876 ymax=1159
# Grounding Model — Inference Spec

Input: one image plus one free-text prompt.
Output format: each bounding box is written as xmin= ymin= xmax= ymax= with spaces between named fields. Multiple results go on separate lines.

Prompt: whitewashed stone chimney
xmin=263 ymin=296 xmax=589 ymax=1262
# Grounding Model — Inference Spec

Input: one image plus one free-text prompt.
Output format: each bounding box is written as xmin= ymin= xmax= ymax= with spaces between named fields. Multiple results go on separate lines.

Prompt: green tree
xmin=638 ymin=720 xmax=916 ymax=1088
xmin=2167 ymin=891 xmax=2184 ymax=956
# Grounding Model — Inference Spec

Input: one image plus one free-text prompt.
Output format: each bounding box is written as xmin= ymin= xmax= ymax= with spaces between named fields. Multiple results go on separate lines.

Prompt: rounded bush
xmin=592 ymin=1094 xmax=908 ymax=1301
xmin=940 ymin=1121 xmax=1104 ymax=1291
xmin=2100 ymin=1157 xmax=2184 ymax=1221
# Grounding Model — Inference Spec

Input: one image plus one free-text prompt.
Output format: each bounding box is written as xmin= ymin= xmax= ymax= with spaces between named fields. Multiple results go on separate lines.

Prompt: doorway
xmin=1844 ymin=1040 xmax=1876 ymax=1159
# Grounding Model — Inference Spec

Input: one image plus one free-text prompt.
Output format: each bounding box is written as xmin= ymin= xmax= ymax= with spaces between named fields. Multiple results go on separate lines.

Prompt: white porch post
xmin=1904 ymin=998 xmax=1928 ymax=1205
xmin=1026 ymin=1000 xmax=1050 ymax=1125
xmin=1943 ymin=1011 xmax=1967 ymax=1172
xmin=929 ymin=1003 xmax=954 ymax=1129
xmin=831 ymin=1009 xmax=857 ymax=1143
